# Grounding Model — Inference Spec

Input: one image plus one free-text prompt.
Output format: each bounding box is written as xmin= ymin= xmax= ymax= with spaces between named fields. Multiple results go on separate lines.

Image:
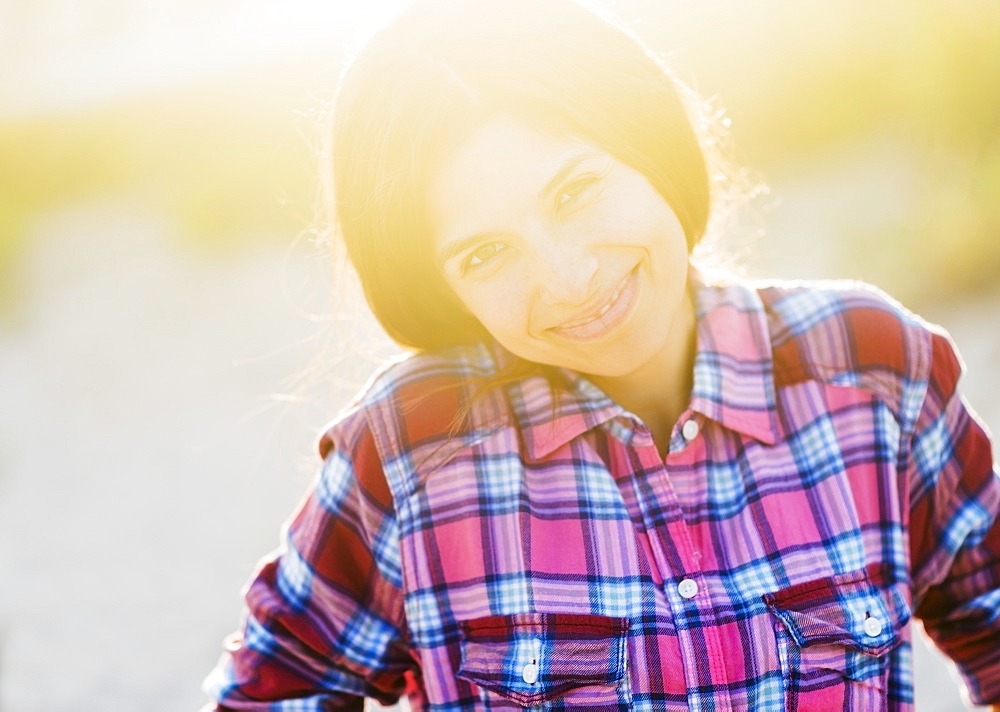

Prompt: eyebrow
xmin=538 ymin=149 xmax=604 ymax=200
xmin=436 ymin=149 xmax=604 ymax=265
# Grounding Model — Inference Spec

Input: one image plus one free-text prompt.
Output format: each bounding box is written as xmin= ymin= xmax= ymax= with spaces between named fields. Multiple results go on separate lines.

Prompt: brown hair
xmin=331 ymin=0 xmax=711 ymax=351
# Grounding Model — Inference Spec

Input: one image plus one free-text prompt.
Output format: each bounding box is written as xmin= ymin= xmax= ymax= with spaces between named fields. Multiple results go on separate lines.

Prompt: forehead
xmin=429 ymin=118 xmax=600 ymax=239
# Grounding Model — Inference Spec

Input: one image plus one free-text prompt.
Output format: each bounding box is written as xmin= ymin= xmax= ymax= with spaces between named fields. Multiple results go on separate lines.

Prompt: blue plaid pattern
xmin=204 ymin=280 xmax=1000 ymax=710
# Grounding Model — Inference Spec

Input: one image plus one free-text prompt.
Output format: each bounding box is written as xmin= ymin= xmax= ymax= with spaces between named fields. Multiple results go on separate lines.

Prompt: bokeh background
xmin=1 ymin=0 xmax=998 ymax=709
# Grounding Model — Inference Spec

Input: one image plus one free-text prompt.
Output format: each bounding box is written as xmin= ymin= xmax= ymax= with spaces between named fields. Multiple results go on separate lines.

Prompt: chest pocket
xmin=457 ymin=613 xmax=631 ymax=709
xmin=764 ymin=568 xmax=907 ymax=711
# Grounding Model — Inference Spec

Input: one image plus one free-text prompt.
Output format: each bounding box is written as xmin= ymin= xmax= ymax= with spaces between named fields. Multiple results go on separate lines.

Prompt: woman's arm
xmin=203 ymin=425 xmax=413 ymax=709
xmin=908 ymin=330 xmax=1000 ymax=709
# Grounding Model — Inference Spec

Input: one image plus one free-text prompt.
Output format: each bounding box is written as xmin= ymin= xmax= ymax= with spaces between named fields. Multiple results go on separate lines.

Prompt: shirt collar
xmin=689 ymin=279 xmax=779 ymax=446
xmin=496 ymin=277 xmax=780 ymax=461
xmin=506 ymin=367 xmax=625 ymax=461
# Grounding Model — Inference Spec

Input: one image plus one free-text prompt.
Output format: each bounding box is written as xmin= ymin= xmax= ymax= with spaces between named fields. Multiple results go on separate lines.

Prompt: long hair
xmin=331 ymin=0 xmax=711 ymax=351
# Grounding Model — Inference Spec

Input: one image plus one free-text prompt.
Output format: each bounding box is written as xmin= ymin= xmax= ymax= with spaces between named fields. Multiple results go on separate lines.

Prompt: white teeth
xmin=560 ymin=273 xmax=629 ymax=329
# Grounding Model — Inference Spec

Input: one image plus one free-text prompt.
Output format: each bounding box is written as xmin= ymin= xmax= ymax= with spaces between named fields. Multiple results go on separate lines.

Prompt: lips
xmin=549 ymin=267 xmax=638 ymax=341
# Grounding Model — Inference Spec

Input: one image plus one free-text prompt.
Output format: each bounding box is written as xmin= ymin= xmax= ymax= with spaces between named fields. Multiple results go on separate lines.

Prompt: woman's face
xmin=429 ymin=117 xmax=694 ymax=385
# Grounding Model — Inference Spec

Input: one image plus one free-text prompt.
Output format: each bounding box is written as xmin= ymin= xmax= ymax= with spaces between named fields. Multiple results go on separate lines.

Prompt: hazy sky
xmin=0 ymin=0 xmax=402 ymax=116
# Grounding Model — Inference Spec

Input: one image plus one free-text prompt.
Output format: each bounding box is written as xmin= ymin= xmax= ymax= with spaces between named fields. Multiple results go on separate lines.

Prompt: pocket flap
xmin=763 ymin=568 xmax=901 ymax=657
xmin=457 ymin=613 xmax=630 ymax=706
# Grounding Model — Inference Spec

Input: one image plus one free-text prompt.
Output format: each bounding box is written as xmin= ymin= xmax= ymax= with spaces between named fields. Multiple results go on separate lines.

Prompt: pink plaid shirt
xmin=205 ymin=279 xmax=1000 ymax=711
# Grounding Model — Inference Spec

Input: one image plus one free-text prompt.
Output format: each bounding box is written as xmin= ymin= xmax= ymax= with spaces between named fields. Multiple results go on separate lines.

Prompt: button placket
xmin=629 ymin=440 xmax=728 ymax=708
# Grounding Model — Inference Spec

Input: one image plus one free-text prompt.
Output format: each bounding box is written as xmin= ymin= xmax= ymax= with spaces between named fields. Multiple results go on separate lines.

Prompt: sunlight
xmin=0 ymin=0 xmax=403 ymax=117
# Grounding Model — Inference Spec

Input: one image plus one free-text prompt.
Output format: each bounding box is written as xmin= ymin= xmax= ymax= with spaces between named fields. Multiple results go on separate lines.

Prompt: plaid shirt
xmin=205 ymin=280 xmax=1000 ymax=711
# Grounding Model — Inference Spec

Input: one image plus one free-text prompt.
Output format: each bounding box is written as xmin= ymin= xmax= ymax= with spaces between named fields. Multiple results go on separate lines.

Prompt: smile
xmin=549 ymin=267 xmax=638 ymax=341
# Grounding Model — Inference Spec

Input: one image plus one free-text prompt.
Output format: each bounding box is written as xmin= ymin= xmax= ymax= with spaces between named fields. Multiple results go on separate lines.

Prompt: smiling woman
xmin=429 ymin=118 xmax=695 ymax=447
xmin=330 ymin=0 xmax=710 ymax=353
xmin=202 ymin=0 xmax=1000 ymax=710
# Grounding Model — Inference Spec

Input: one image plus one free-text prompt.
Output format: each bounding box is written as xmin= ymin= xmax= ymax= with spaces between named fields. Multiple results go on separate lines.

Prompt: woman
xmin=204 ymin=0 xmax=1000 ymax=709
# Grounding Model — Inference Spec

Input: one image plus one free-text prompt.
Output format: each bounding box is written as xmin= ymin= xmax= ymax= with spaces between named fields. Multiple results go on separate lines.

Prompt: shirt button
xmin=522 ymin=661 xmax=539 ymax=684
xmin=681 ymin=419 xmax=700 ymax=441
xmin=863 ymin=616 xmax=884 ymax=637
xmin=677 ymin=578 xmax=699 ymax=599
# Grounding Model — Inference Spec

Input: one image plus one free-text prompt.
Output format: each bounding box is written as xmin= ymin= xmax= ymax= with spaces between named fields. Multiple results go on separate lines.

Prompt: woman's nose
xmin=532 ymin=236 xmax=599 ymax=306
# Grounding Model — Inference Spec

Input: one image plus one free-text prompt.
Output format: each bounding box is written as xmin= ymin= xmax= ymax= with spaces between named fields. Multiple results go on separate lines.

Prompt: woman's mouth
xmin=549 ymin=267 xmax=638 ymax=341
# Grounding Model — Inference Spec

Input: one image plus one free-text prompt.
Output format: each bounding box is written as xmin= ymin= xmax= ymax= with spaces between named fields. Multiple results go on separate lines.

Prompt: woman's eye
xmin=556 ymin=174 xmax=601 ymax=210
xmin=465 ymin=242 xmax=506 ymax=270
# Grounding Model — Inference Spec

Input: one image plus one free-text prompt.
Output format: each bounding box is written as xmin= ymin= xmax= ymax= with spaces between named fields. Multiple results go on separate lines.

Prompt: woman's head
xmin=332 ymin=0 xmax=710 ymax=351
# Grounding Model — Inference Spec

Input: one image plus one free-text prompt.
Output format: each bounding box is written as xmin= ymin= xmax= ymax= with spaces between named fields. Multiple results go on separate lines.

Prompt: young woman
xmin=203 ymin=0 xmax=1000 ymax=709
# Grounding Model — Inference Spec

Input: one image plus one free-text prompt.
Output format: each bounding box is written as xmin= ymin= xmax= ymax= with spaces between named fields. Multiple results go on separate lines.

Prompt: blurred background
xmin=0 ymin=0 xmax=997 ymax=709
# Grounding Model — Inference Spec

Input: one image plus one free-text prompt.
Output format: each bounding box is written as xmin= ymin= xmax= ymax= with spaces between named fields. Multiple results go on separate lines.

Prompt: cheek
xmin=634 ymin=207 xmax=689 ymax=264
xmin=609 ymin=176 xmax=687 ymax=251
xmin=452 ymin=277 xmax=531 ymax=336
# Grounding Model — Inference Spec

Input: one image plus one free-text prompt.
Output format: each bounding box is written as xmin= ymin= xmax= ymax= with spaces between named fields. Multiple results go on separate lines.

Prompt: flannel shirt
xmin=204 ymin=279 xmax=1000 ymax=711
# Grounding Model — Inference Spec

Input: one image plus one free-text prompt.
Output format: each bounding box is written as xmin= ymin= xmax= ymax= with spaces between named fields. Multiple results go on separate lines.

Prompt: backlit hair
xmin=331 ymin=0 xmax=711 ymax=350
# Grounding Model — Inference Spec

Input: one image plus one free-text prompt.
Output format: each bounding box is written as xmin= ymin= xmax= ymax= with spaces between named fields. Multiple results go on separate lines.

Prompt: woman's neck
xmin=588 ymin=288 xmax=698 ymax=455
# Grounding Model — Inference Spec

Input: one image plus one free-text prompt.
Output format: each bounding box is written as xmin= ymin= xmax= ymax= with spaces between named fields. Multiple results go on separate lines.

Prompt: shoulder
xmin=318 ymin=341 xmax=506 ymax=467
xmin=355 ymin=341 xmax=501 ymax=412
xmin=755 ymin=279 xmax=948 ymax=417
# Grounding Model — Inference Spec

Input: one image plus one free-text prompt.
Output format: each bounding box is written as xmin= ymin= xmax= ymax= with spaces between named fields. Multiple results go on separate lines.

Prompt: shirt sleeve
xmin=203 ymin=421 xmax=414 ymax=710
xmin=909 ymin=329 xmax=1000 ymax=705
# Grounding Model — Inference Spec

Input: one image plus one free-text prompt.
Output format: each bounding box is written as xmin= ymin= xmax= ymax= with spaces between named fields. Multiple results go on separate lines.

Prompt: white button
xmin=863 ymin=616 xmax=884 ymax=637
xmin=677 ymin=578 xmax=699 ymax=599
xmin=522 ymin=661 xmax=539 ymax=684
xmin=682 ymin=419 xmax=700 ymax=441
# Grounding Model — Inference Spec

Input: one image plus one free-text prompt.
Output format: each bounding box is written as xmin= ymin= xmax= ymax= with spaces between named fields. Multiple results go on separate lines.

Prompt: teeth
xmin=560 ymin=273 xmax=629 ymax=328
